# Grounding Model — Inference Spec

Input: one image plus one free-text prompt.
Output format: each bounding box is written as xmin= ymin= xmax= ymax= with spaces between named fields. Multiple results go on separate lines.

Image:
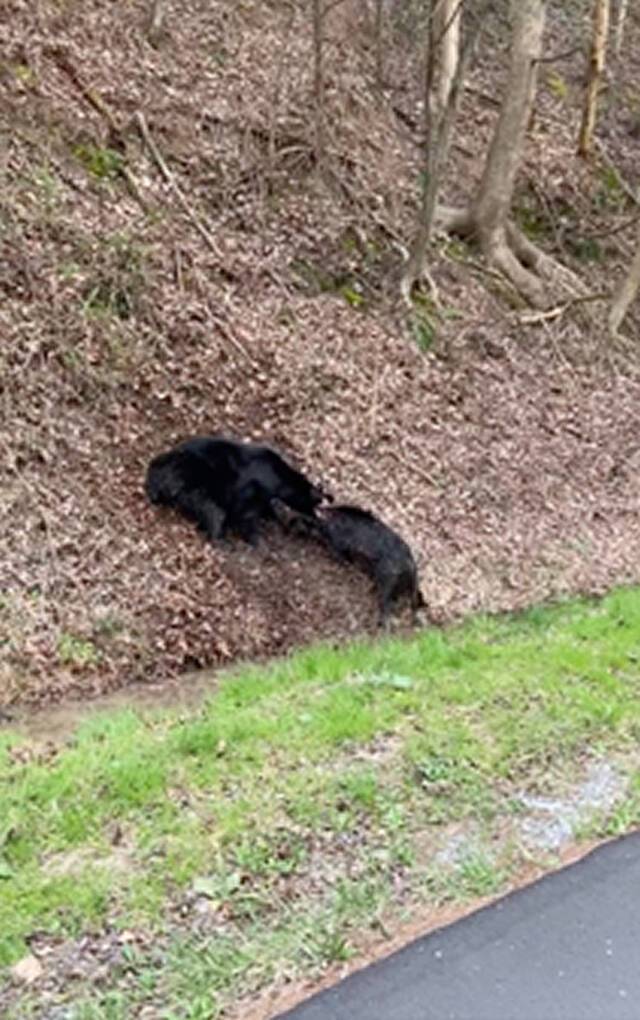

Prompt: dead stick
xmin=387 ymin=447 xmax=441 ymax=488
xmin=518 ymin=291 xmax=609 ymax=325
xmin=135 ymin=112 xmax=224 ymax=260
xmin=205 ymin=305 xmax=258 ymax=367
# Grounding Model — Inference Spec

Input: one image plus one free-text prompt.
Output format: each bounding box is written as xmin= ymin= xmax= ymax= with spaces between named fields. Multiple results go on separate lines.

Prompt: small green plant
xmin=409 ymin=288 xmax=439 ymax=351
xmin=13 ymin=63 xmax=36 ymax=87
xmin=339 ymin=768 xmax=380 ymax=811
xmin=233 ymin=830 xmax=308 ymax=879
xmin=410 ymin=307 xmax=436 ymax=352
xmin=73 ymin=143 xmax=123 ymax=181
xmin=80 ymin=233 xmax=146 ymax=320
xmin=546 ymin=71 xmax=568 ymax=101
xmin=565 ymin=236 xmax=603 ymax=263
xmin=290 ymin=258 xmax=368 ymax=306
xmin=210 ymin=46 xmax=230 ymax=67
xmin=82 ymin=281 xmax=132 ymax=319
xmin=414 ymin=754 xmax=459 ymax=788
xmin=422 ymin=847 xmax=505 ymax=902
xmin=340 ymin=283 xmax=365 ymax=308
xmin=341 ymin=232 xmax=359 ymax=253
xmin=93 ymin=614 xmax=124 ymax=638
xmin=440 ymin=304 xmax=464 ymax=321
xmin=31 ymin=166 xmax=59 ymax=208
xmin=444 ymin=238 xmax=472 ymax=261
xmin=309 ymin=923 xmax=353 ymax=965
xmin=456 ymin=850 xmax=504 ymax=897
xmin=57 ymin=633 xmax=99 ymax=668
xmin=513 ymin=195 xmax=552 ymax=242
xmin=59 ymin=261 xmax=82 ymax=281
xmin=595 ymin=165 xmax=626 ymax=211
xmin=60 ymin=347 xmax=84 ymax=372
xmin=290 ymin=257 xmax=336 ymax=294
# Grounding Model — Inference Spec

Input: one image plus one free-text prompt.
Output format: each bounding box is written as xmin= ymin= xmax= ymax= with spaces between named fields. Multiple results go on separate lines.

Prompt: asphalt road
xmin=279 ymin=831 xmax=640 ymax=1020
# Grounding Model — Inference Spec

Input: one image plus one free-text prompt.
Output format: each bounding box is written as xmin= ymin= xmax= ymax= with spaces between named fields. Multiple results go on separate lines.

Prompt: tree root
xmin=430 ymin=204 xmax=588 ymax=310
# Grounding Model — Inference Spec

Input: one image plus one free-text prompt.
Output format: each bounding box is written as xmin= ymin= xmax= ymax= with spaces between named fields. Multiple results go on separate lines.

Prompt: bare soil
xmin=2 ymin=0 xmax=640 ymax=710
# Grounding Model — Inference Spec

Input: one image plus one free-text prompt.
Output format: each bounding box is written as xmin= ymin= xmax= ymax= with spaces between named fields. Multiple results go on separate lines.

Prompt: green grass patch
xmin=2 ymin=587 xmax=640 ymax=1014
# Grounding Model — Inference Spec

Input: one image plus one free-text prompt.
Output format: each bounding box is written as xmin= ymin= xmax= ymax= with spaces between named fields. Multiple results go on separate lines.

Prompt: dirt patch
xmin=1 ymin=666 xmax=221 ymax=743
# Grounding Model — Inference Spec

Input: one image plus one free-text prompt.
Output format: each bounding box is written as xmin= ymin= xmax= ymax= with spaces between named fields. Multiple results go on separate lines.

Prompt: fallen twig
xmin=135 ymin=112 xmax=225 ymax=261
xmin=517 ymin=291 xmax=609 ymax=325
xmin=205 ymin=304 xmax=259 ymax=368
xmin=387 ymin=447 xmax=441 ymax=489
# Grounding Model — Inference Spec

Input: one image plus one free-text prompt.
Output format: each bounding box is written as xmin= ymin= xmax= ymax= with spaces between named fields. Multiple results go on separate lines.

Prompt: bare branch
xmin=613 ymin=0 xmax=629 ymax=61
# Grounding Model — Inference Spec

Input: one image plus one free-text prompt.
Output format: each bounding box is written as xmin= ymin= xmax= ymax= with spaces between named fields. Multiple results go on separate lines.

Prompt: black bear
xmin=272 ymin=500 xmax=426 ymax=626
xmin=145 ymin=434 xmax=330 ymax=546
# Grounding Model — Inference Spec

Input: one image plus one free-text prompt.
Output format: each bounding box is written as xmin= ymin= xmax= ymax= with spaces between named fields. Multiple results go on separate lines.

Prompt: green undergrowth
xmin=3 ymin=587 xmax=640 ymax=1017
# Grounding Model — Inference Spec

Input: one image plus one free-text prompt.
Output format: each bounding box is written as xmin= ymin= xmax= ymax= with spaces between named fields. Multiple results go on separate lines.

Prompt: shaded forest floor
xmin=2 ymin=0 xmax=640 ymax=709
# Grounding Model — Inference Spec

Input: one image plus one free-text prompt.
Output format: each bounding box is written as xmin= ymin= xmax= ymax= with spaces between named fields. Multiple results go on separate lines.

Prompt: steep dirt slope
xmin=2 ymin=0 xmax=640 ymax=706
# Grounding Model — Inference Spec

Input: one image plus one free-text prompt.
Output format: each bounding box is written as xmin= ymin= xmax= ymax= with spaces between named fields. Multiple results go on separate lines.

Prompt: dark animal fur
xmin=146 ymin=434 xmax=330 ymax=545
xmin=273 ymin=500 xmax=426 ymax=625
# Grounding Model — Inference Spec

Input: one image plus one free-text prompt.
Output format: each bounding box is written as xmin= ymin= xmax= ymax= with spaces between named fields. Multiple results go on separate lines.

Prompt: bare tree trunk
xmin=578 ymin=0 xmax=610 ymax=156
xmin=608 ymin=219 xmax=640 ymax=336
xmin=472 ymin=0 xmax=547 ymax=306
xmin=613 ymin=0 xmax=628 ymax=61
xmin=400 ymin=2 xmax=482 ymax=304
xmin=401 ymin=0 xmax=585 ymax=311
xmin=434 ymin=0 xmax=461 ymax=111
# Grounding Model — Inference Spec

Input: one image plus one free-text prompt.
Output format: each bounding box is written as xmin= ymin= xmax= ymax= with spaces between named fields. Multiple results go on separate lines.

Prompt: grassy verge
xmin=3 ymin=588 xmax=640 ymax=1018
